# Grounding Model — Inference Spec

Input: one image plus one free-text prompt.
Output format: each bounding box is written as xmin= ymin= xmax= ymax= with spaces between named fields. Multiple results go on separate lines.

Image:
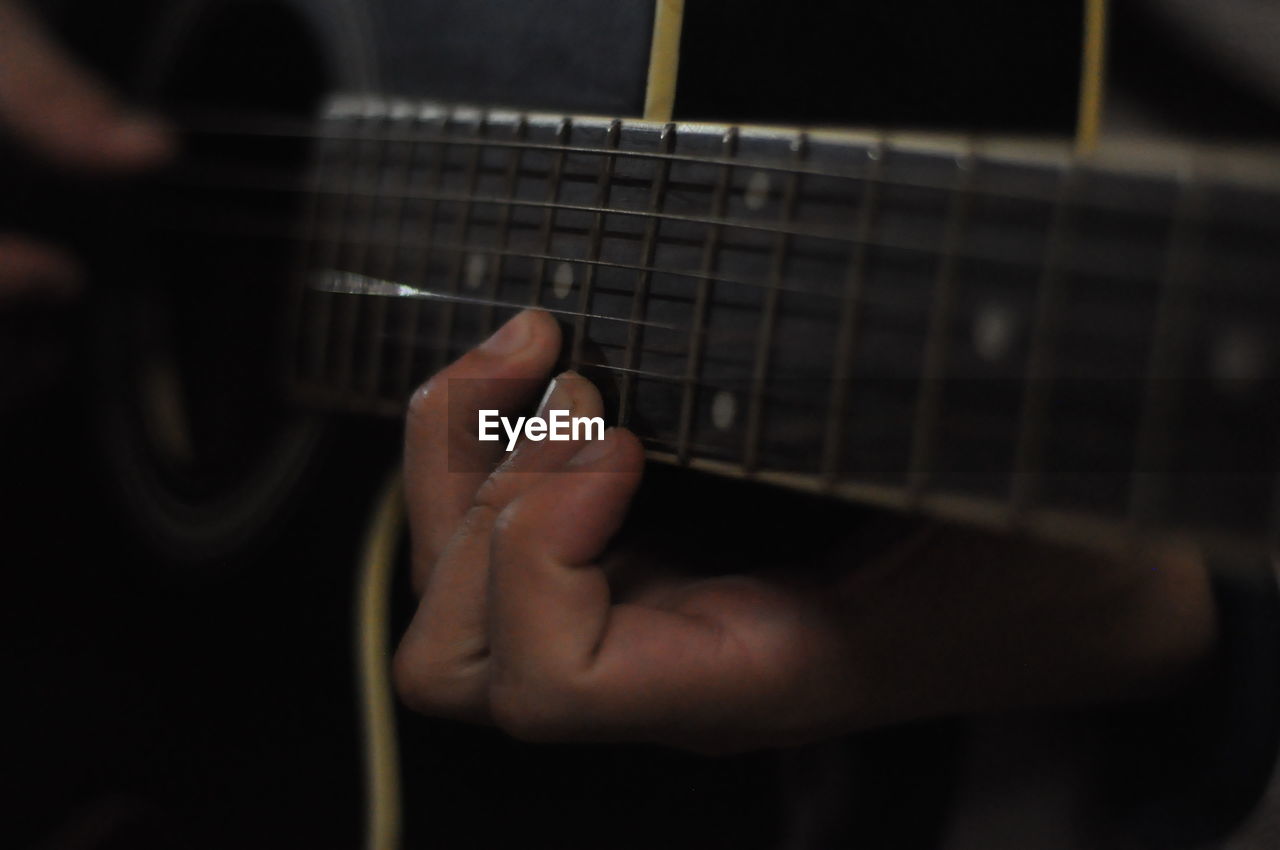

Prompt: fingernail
xmin=536 ymin=371 xmax=578 ymax=417
xmin=568 ymin=428 xmax=618 ymax=466
xmin=480 ymin=311 xmax=533 ymax=356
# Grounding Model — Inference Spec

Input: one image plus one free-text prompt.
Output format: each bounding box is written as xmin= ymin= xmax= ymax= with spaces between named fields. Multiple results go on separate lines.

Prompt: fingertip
xmin=474 ymin=309 xmax=562 ymax=373
xmin=567 ymin=427 xmax=644 ymax=472
xmin=524 ymin=308 xmax=561 ymax=345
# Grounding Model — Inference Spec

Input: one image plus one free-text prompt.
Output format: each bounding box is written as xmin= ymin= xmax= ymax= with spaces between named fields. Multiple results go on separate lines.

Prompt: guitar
xmin=40 ymin=0 xmax=1279 ymax=846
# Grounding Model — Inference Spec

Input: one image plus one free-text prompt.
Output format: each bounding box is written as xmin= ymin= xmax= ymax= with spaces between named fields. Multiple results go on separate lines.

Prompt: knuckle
xmin=488 ymin=677 xmax=580 ymax=743
xmin=392 ymin=640 xmax=480 ymax=719
xmin=471 ymin=473 xmax=508 ymax=512
xmin=489 ymin=500 xmax=537 ymax=554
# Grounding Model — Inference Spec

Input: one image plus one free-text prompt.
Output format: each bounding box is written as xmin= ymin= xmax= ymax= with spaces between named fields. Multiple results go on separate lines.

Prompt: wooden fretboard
xmin=288 ymin=94 xmax=1280 ymax=559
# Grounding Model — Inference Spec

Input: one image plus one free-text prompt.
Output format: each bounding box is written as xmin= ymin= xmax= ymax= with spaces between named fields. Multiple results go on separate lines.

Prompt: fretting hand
xmin=395 ymin=309 xmax=1219 ymax=753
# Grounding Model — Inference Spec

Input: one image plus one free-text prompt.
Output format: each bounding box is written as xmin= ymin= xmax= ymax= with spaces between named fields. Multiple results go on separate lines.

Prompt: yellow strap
xmin=644 ymin=0 xmax=685 ymax=121
xmin=1076 ymin=0 xmax=1109 ymax=153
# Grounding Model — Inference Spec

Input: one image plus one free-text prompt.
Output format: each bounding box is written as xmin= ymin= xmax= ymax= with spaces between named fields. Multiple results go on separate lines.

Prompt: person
xmin=0 ymin=0 xmax=171 ymax=302
xmin=0 ymin=0 xmax=1233 ymax=757
xmin=393 ymin=308 xmax=1218 ymax=752
xmin=1 ymin=1 xmax=1273 ymax=845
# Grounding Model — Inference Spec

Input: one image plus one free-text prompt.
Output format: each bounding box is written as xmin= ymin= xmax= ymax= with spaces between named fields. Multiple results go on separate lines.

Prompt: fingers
xmin=403 ymin=309 xmax=560 ymax=589
xmin=0 ymin=235 xmax=80 ymax=300
xmin=487 ymin=429 xmax=681 ymax=738
xmin=485 ymin=431 xmax=818 ymax=749
xmin=396 ymin=368 xmax=607 ymax=718
xmin=0 ymin=1 xmax=172 ymax=170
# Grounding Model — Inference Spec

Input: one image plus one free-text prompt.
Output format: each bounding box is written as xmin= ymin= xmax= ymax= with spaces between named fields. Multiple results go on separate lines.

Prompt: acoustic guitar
xmin=32 ymin=0 xmax=1280 ymax=847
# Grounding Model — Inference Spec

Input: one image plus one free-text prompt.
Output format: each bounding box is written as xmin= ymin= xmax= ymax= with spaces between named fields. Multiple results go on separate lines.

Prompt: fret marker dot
xmin=711 ymin=391 xmax=737 ymax=431
xmin=973 ymin=302 xmax=1016 ymax=362
xmin=745 ymin=171 xmax=771 ymax=211
xmin=553 ymin=262 xmax=575 ymax=299
xmin=465 ymin=254 xmax=487 ymax=290
xmin=1212 ymin=328 xmax=1267 ymax=394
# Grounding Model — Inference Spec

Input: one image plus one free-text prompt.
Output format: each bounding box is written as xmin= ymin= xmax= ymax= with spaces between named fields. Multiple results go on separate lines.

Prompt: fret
xmin=742 ymin=133 xmax=807 ymax=473
xmin=362 ymin=100 xmax=416 ymax=398
xmin=395 ymin=105 xmax=450 ymax=397
xmin=906 ymin=148 xmax=977 ymax=502
xmin=1128 ymin=168 xmax=1205 ymax=525
xmin=480 ymin=116 xmax=529 ymax=335
xmin=617 ymin=123 xmax=676 ymax=426
xmin=434 ymin=112 xmax=487 ymax=371
xmin=569 ymin=119 xmax=622 ymax=371
xmin=529 ymin=119 xmax=571 ymax=306
xmin=1010 ymin=164 xmax=1076 ymax=516
xmin=333 ymin=102 xmax=391 ymax=392
xmin=676 ymin=128 xmax=738 ymax=464
xmin=821 ymin=140 xmax=886 ymax=483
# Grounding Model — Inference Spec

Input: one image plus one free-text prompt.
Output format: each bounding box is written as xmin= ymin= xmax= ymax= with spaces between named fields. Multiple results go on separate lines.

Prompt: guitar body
xmin=30 ymin=0 xmax=1279 ymax=847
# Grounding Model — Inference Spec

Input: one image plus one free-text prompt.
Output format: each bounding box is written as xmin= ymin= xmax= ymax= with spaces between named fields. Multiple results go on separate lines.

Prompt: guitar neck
xmin=289 ymin=94 xmax=1280 ymax=558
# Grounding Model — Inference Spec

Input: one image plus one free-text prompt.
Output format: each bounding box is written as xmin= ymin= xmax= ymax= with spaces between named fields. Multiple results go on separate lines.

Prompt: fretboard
xmin=288 ymin=94 xmax=1280 ymax=559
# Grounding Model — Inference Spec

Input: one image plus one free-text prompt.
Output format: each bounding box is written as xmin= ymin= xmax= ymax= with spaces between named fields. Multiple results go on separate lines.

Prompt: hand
xmin=0 ymin=0 xmax=172 ymax=300
xmin=395 ymin=309 xmax=1219 ymax=753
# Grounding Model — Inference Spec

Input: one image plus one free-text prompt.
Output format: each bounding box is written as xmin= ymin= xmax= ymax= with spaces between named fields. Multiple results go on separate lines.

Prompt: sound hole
xmin=97 ymin=1 xmax=334 ymax=563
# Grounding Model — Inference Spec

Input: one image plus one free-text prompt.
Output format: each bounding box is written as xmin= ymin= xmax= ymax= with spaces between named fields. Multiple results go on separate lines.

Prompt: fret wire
xmin=434 ymin=112 xmax=487 ymax=371
xmin=1010 ymin=164 xmax=1077 ymax=516
xmin=363 ymin=106 xmax=415 ymax=397
xmin=333 ymin=108 xmax=391 ymax=392
xmin=305 ymin=114 xmax=362 ymax=384
xmin=1128 ymin=167 xmax=1205 ymax=525
xmin=821 ymin=139 xmax=886 ymax=484
xmin=530 ymin=119 xmax=571 ymax=306
xmin=906 ymin=147 xmax=977 ymax=502
xmin=395 ymin=108 xmax=451 ymax=397
xmin=618 ymin=123 xmax=676 ymax=426
xmin=571 ymin=119 xmax=622 ymax=371
xmin=482 ymin=116 xmax=528 ymax=335
xmin=677 ymin=128 xmax=738 ymax=465
xmin=743 ymin=133 xmax=808 ymax=473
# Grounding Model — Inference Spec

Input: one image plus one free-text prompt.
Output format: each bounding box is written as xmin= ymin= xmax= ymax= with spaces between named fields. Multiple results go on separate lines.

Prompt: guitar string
xmin=158 ymin=152 xmax=1269 ymax=268
xmin=291 ymin=284 xmax=1188 ymax=395
xmin=140 ymin=196 xmax=1273 ymax=319
xmin=155 ymin=112 xmax=1280 ymax=499
xmin=147 ymin=203 xmax=1199 ymax=370
xmin=169 ymin=109 xmax=1280 ymax=225
xmin=143 ymin=167 xmax=1271 ymax=308
xmin=279 ymin=246 xmax=1268 ymax=465
xmin=136 ymin=117 xmax=1279 ymax=409
xmin=137 ymin=145 xmax=1280 ymax=377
